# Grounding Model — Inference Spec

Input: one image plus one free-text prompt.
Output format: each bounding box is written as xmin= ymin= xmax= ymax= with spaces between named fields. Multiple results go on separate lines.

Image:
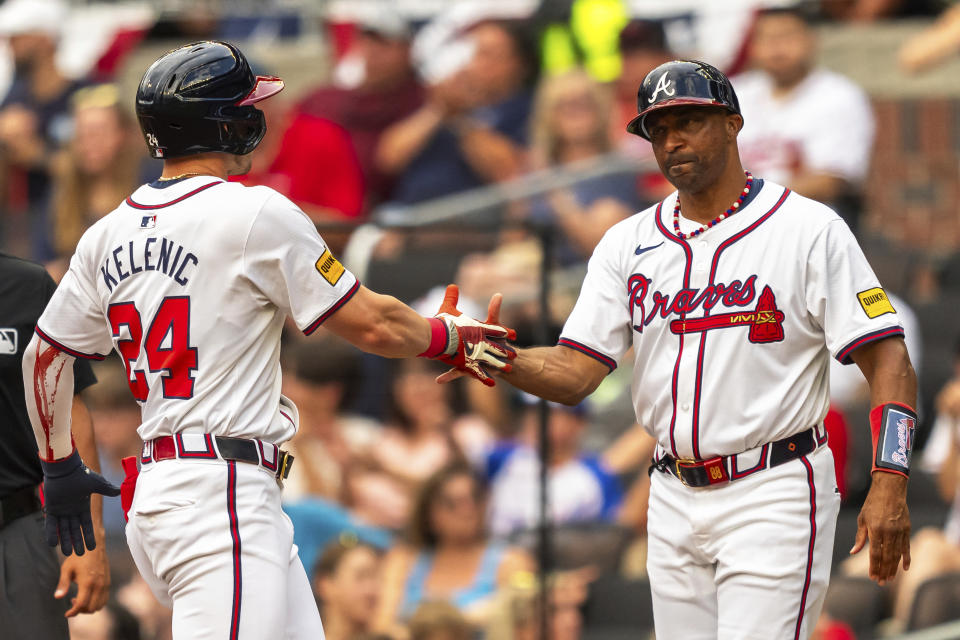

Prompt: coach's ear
xmin=726 ymin=113 xmax=744 ymax=139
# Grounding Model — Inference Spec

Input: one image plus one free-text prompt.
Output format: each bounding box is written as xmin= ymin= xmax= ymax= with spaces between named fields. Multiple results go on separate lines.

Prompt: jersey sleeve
xmin=35 ymin=250 xmax=112 ymax=360
xmin=805 ymin=218 xmax=904 ymax=365
xmin=242 ymin=192 xmax=359 ymax=334
xmin=557 ymin=230 xmax=632 ymax=371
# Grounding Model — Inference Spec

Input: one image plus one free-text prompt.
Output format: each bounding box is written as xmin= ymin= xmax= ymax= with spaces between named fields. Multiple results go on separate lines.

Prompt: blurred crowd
xmin=3 ymin=0 xmax=960 ymax=639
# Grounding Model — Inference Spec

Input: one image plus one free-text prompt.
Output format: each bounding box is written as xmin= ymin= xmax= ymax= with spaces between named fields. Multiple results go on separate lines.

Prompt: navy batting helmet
xmin=135 ymin=41 xmax=284 ymax=159
xmin=626 ymin=60 xmax=740 ymax=141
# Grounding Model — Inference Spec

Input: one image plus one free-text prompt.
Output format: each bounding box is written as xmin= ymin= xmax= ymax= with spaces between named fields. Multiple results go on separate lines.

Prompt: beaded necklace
xmin=673 ymin=171 xmax=753 ymax=240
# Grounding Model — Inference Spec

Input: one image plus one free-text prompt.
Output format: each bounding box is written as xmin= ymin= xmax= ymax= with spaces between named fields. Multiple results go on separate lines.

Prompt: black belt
xmin=0 ymin=485 xmax=41 ymax=529
xmin=652 ymin=427 xmax=820 ymax=488
xmin=145 ymin=435 xmax=294 ymax=486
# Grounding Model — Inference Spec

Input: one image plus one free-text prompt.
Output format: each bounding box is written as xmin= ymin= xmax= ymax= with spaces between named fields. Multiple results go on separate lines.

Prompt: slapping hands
xmin=431 ymin=284 xmax=517 ymax=387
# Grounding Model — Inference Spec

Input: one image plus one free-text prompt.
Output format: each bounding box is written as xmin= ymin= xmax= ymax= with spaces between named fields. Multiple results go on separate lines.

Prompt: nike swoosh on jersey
xmin=635 ymin=241 xmax=664 ymax=256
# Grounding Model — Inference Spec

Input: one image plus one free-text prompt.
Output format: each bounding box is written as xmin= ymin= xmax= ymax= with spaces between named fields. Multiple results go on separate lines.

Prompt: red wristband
xmin=869 ymin=402 xmax=917 ymax=478
xmin=418 ymin=317 xmax=449 ymax=358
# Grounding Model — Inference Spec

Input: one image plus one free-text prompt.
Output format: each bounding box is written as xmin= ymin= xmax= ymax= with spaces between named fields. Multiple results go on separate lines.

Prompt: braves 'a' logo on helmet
xmin=649 ymin=72 xmax=676 ymax=103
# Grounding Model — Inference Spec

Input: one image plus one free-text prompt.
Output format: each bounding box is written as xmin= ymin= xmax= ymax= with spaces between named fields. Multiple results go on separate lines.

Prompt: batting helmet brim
xmin=626 ymin=97 xmax=734 ymax=140
xmin=236 ymin=76 xmax=285 ymax=106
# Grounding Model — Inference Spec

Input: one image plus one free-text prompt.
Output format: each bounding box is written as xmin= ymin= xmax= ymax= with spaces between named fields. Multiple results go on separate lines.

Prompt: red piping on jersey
xmin=835 ymin=326 xmax=905 ymax=365
xmin=794 ymin=455 xmax=817 ymax=640
xmin=227 ymin=461 xmax=243 ymax=640
xmin=125 ymin=181 xmax=222 ymax=210
xmin=34 ymin=327 xmax=107 ymax=361
xmin=655 ymin=201 xmax=693 ymax=458
xmin=557 ymin=338 xmax=617 ymax=371
xmin=303 ymin=279 xmax=361 ymax=335
xmin=689 ymin=188 xmax=790 ymax=459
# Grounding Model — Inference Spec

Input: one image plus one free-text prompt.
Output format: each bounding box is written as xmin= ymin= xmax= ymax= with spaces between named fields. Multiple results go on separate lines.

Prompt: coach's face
xmin=646 ymin=105 xmax=742 ymax=193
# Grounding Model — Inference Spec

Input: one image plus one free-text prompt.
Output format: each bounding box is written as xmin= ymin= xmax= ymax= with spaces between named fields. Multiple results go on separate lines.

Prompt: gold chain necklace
xmin=156 ymin=172 xmax=203 ymax=181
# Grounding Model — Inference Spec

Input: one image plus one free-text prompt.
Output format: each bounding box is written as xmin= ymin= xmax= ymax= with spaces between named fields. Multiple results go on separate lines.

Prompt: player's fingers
xmin=868 ymin=528 xmax=882 ymax=581
xmin=90 ymin=472 xmax=121 ymax=497
xmin=902 ymin=533 xmax=912 ymax=571
xmin=45 ymin=513 xmax=60 ymax=548
xmin=68 ymin=516 xmax=85 ymax=557
xmin=58 ymin=519 xmax=74 ymax=556
xmin=849 ymin=523 xmax=867 ymax=555
xmin=437 ymin=284 xmax=461 ymax=316
xmin=878 ymin=528 xmax=897 ymax=583
xmin=435 ymin=368 xmax=466 ymax=384
xmin=66 ymin=578 xmax=92 ymax=618
xmin=54 ymin=560 xmax=72 ymax=599
xmin=485 ymin=292 xmax=503 ymax=327
xmin=80 ymin=511 xmax=97 ymax=552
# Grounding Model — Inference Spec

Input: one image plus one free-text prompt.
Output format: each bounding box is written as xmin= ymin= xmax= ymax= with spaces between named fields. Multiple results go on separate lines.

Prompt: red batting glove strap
xmin=869 ymin=402 xmax=917 ymax=478
xmin=417 ymin=317 xmax=450 ymax=359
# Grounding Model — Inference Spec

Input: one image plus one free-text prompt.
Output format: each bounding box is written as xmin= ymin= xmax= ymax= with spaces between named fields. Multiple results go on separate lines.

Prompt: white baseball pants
xmin=126 ymin=458 xmax=324 ymax=639
xmin=647 ymin=444 xmax=841 ymax=640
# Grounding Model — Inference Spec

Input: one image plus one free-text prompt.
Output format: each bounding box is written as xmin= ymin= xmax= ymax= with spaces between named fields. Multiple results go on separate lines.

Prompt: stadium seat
xmin=823 ymin=575 xmax=887 ymax=639
xmin=906 ymin=572 xmax=960 ymax=631
xmin=581 ymin=574 xmax=654 ymax=639
xmin=508 ymin=522 xmax=636 ymax=573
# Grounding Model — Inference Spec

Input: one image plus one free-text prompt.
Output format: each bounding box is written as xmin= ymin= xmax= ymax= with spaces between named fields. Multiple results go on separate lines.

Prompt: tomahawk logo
xmin=0 ymin=328 xmax=17 ymax=355
xmin=649 ymin=72 xmax=676 ymax=103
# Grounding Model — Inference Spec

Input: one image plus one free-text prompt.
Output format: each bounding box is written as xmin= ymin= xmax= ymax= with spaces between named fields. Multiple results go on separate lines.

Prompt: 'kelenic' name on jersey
xmin=99 ymin=237 xmax=199 ymax=292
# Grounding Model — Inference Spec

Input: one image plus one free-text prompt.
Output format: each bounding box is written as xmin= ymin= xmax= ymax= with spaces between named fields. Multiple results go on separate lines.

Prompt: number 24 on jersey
xmin=107 ymin=296 xmax=198 ymax=402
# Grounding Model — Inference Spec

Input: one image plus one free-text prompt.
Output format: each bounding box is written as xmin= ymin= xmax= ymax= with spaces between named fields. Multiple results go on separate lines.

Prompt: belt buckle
xmin=275 ymin=451 xmax=294 ymax=488
xmin=675 ymin=458 xmax=698 ymax=487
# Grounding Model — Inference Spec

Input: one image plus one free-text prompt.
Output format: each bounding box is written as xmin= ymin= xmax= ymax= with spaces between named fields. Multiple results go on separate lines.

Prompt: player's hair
xmin=529 ymin=68 xmax=613 ymax=168
xmin=408 ymin=462 xmax=487 ymax=550
xmin=408 ymin=601 xmax=472 ymax=640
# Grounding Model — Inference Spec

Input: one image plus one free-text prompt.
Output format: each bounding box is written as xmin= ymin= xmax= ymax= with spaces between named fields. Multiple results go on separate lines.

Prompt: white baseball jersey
xmin=559 ymin=179 xmax=903 ymax=460
xmin=35 ymin=176 xmax=359 ymax=445
xmin=732 ymin=69 xmax=875 ymax=185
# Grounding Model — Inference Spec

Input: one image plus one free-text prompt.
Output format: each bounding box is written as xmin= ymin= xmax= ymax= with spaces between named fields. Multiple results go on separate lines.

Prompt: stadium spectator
xmin=485 ymin=399 xmax=622 ymax=538
xmin=313 ymin=540 xmax=383 ymax=640
xmin=281 ymin=336 xmax=380 ymax=503
xmin=67 ymin=602 xmax=141 ymax=640
xmin=0 ymin=0 xmax=85 ymax=260
xmin=296 ymin=10 xmax=423 ymax=211
xmin=609 ymin=19 xmax=675 ymax=201
xmin=484 ymin=571 xmax=588 ymax=640
xmin=377 ymin=19 xmax=537 ymax=205
xmin=732 ymin=7 xmax=875 ymax=230
xmin=49 ymin=84 xmax=157 ymax=270
xmin=362 ymin=359 xmax=494 ymax=529
xmin=511 ymin=69 xmax=640 ymax=265
xmin=899 ymin=2 xmax=960 ymax=73
xmin=374 ymin=464 xmax=533 ymax=633
xmin=408 ymin=601 xmax=473 ymax=640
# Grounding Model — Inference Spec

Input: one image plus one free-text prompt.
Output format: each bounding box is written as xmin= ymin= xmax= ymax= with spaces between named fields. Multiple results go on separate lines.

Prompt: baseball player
xmin=21 ymin=41 xmax=514 ymax=639
xmin=444 ymin=60 xmax=918 ymax=639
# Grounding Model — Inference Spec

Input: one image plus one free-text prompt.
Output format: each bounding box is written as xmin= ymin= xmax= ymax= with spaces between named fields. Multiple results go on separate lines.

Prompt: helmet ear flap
xmin=218 ymin=108 xmax=266 ymax=155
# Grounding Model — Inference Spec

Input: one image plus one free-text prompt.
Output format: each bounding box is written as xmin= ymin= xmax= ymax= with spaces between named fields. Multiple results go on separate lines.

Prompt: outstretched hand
xmin=433 ymin=284 xmax=516 ymax=386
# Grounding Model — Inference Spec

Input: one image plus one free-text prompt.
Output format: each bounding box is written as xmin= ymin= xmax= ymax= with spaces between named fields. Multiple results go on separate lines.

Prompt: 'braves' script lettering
xmin=628 ymin=274 xmax=758 ymax=332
